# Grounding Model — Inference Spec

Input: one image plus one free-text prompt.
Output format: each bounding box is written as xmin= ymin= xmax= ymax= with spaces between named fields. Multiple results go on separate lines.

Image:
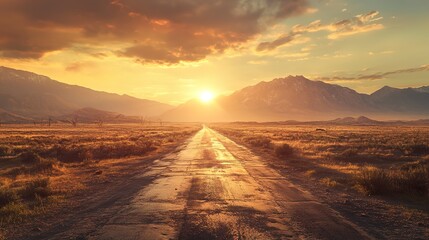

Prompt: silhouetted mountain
xmin=415 ymin=86 xmax=429 ymax=93
xmin=330 ymin=116 xmax=381 ymax=125
xmin=0 ymin=108 xmax=32 ymax=123
xmin=164 ymin=76 xmax=429 ymax=122
xmin=2 ymin=67 xmax=428 ymax=123
xmin=218 ymin=76 xmax=378 ymax=120
xmin=0 ymin=66 xmax=172 ymax=121
xmin=370 ymin=86 xmax=429 ymax=113
xmin=58 ymin=108 xmax=139 ymax=123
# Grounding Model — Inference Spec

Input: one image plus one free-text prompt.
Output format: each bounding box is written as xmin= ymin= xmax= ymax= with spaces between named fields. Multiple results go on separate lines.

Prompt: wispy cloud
xmin=257 ymin=10 xmax=384 ymax=52
xmin=316 ymin=64 xmax=429 ymax=81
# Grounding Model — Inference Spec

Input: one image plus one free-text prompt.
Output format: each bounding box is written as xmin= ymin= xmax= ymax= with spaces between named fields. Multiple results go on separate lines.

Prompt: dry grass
xmin=0 ymin=123 xmax=200 ymax=226
xmin=357 ymin=165 xmax=429 ymax=196
xmin=211 ymin=123 xmax=429 ymax=198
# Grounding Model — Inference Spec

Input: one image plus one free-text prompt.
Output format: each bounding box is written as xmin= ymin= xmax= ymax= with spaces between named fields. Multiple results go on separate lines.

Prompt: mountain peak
xmin=274 ymin=75 xmax=310 ymax=82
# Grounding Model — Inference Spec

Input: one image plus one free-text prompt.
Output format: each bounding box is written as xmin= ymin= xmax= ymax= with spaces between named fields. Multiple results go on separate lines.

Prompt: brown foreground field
xmin=210 ymin=123 xmax=429 ymax=238
xmin=1 ymin=122 xmax=428 ymax=239
xmin=0 ymin=123 xmax=200 ymax=239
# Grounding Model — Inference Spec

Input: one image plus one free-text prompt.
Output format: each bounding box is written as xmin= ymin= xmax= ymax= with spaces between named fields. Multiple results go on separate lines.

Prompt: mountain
xmin=0 ymin=108 xmax=32 ymax=123
xmin=219 ymin=76 xmax=378 ymax=120
xmin=415 ymin=86 xmax=429 ymax=93
xmin=0 ymin=66 xmax=173 ymax=121
xmin=370 ymin=86 xmax=429 ymax=113
xmin=163 ymin=76 xmax=429 ymax=122
xmin=2 ymin=66 xmax=428 ymax=123
xmin=329 ymin=116 xmax=381 ymax=125
xmin=58 ymin=108 xmax=140 ymax=123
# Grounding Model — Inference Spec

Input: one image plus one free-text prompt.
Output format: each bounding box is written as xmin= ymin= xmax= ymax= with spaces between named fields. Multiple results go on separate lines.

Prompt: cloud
xmin=257 ymin=10 xmax=383 ymax=51
xmin=327 ymin=11 xmax=384 ymax=39
xmin=65 ymin=61 xmax=96 ymax=72
xmin=256 ymin=34 xmax=297 ymax=51
xmin=316 ymin=64 xmax=429 ymax=81
xmin=0 ymin=0 xmax=309 ymax=64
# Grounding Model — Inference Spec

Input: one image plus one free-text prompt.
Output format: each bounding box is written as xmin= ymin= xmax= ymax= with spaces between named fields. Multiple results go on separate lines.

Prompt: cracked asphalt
xmin=90 ymin=126 xmax=371 ymax=240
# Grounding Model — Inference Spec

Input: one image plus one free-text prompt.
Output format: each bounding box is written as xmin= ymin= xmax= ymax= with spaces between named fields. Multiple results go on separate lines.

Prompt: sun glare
xmin=199 ymin=90 xmax=214 ymax=103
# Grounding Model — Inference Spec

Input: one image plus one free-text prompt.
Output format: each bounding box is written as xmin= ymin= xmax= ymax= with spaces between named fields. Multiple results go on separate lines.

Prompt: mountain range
xmin=162 ymin=76 xmax=429 ymax=121
xmin=0 ymin=66 xmax=172 ymax=122
xmin=0 ymin=66 xmax=428 ymax=123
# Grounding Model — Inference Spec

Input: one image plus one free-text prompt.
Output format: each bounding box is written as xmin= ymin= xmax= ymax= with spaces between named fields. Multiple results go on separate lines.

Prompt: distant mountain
xmin=2 ymin=66 xmax=428 ymax=123
xmin=164 ymin=76 xmax=429 ymax=122
xmin=58 ymin=107 xmax=140 ymax=123
xmin=329 ymin=116 xmax=381 ymax=125
xmin=370 ymin=86 xmax=429 ymax=113
xmin=219 ymin=76 xmax=378 ymax=120
xmin=0 ymin=66 xmax=173 ymax=121
xmin=415 ymin=86 xmax=429 ymax=93
xmin=0 ymin=108 xmax=32 ymax=123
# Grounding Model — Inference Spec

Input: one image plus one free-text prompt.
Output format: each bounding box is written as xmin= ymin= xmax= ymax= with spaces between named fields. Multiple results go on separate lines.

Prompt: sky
xmin=0 ymin=0 xmax=428 ymax=105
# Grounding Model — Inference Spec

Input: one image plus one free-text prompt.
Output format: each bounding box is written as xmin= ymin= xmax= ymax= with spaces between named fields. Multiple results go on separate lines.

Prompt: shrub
xmin=31 ymin=158 xmax=57 ymax=173
xmin=20 ymin=178 xmax=52 ymax=200
xmin=407 ymin=144 xmax=429 ymax=156
xmin=356 ymin=167 xmax=392 ymax=195
xmin=275 ymin=143 xmax=294 ymax=158
xmin=357 ymin=166 xmax=429 ymax=196
xmin=399 ymin=166 xmax=428 ymax=196
xmin=18 ymin=151 xmax=43 ymax=164
xmin=0 ymin=145 xmax=13 ymax=157
xmin=53 ymin=145 xmax=92 ymax=162
xmin=0 ymin=187 xmax=18 ymax=208
xmin=243 ymin=136 xmax=272 ymax=148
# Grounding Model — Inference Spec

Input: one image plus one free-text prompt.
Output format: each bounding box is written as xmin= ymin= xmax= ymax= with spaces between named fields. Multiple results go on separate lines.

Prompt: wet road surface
xmin=88 ymin=126 xmax=371 ymax=240
xmin=28 ymin=126 xmax=371 ymax=240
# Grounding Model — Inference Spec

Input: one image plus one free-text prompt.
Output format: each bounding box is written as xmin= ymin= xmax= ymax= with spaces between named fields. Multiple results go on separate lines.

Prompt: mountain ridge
xmin=163 ymin=75 xmax=429 ymax=122
xmin=1 ymin=66 xmax=428 ymax=123
xmin=0 ymin=66 xmax=173 ymax=121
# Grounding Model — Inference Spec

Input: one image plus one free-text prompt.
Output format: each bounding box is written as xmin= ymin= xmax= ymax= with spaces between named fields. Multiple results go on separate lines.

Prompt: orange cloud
xmin=0 ymin=0 xmax=309 ymax=64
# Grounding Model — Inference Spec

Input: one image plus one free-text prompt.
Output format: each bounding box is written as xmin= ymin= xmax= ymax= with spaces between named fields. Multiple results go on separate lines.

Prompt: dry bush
xmin=50 ymin=145 xmax=92 ymax=163
xmin=404 ymin=144 xmax=429 ymax=156
xmin=0 ymin=188 xmax=18 ymax=208
xmin=274 ymin=143 xmax=295 ymax=159
xmin=18 ymin=150 xmax=43 ymax=164
xmin=0 ymin=145 xmax=13 ymax=157
xmin=30 ymin=158 xmax=57 ymax=173
xmin=242 ymin=135 xmax=272 ymax=148
xmin=20 ymin=178 xmax=52 ymax=200
xmin=91 ymin=140 xmax=157 ymax=159
xmin=356 ymin=166 xmax=429 ymax=197
xmin=356 ymin=167 xmax=392 ymax=195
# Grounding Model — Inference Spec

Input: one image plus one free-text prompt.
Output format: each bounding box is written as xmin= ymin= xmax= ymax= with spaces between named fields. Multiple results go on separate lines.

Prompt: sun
xmin=199 ymin=90 xmax=214 ymax=103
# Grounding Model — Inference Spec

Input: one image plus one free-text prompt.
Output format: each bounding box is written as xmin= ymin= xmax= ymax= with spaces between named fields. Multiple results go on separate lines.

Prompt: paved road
xmin=86 ymin=126 xmax=371 ymax=240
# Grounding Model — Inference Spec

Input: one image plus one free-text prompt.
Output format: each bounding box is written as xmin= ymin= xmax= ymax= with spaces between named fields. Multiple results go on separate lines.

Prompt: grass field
xmin=1 ymin=122 xmax=428 ymax=239
xmin=211 ymin=123 xmax=429 ymax=198
xmin=0 ymin=123 xmax=200 ymax=231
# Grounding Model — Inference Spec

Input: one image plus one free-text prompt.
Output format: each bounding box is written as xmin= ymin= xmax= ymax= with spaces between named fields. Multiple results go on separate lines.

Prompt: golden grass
xmin=0 ymin=123 xmax=200 ymax=225
xmin=211 ymin=123 xmax=429 ymax=198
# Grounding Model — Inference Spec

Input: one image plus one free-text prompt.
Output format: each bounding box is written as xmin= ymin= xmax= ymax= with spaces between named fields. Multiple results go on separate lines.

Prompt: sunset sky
xmin=0 ymin=0 xmax=428 ymax=105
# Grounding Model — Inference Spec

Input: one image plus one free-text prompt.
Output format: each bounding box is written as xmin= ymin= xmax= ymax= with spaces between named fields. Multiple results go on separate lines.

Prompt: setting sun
xmin=199 ymin=90 xmax=214 ymax=103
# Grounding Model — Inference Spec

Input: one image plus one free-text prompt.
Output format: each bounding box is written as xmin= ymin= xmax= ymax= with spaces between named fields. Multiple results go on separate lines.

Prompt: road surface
xmin=33 ymin=126 xmax=372 ymax=240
